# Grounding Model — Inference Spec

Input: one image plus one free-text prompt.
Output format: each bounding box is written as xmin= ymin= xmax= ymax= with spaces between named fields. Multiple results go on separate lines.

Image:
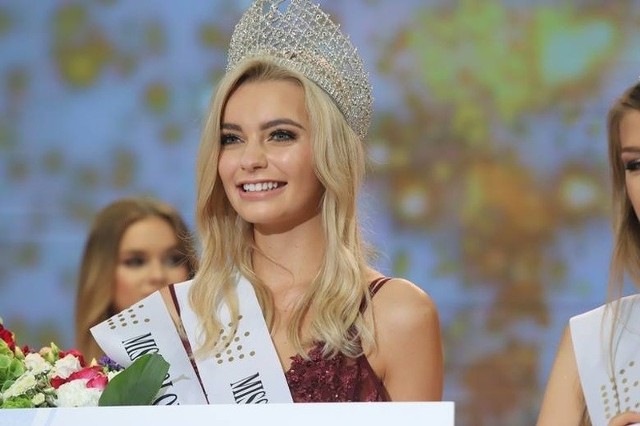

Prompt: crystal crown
xmin=227 ymin=0 xmax=373 ymax=141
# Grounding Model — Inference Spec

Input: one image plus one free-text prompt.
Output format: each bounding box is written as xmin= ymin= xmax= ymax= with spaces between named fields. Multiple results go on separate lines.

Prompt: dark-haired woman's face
xmin=620 ymin=110 xmax=640 ymax=220
xmin=113 ymin=217 xmax=190 ymax=312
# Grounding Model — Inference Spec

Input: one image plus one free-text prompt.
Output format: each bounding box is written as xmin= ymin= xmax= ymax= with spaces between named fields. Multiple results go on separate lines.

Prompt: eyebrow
xmin=621 ymin=147 xmax=640 ymax=153
xmin=120 ymin=245 xmax=180 ymax=255
xmin=221 ymin=118 xmax=305 ymax=131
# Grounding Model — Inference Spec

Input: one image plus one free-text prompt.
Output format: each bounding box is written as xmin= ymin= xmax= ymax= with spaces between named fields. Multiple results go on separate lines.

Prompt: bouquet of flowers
xmin=0 ymin=319 xmax=169 ymax=408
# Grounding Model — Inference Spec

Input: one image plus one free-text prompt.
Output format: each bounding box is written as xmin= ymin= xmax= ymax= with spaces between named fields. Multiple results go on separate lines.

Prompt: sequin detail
xmin=284 ymin=277 xmax=392 ymax=402
xmin=285 ymin=342 xmax=389 ymax=402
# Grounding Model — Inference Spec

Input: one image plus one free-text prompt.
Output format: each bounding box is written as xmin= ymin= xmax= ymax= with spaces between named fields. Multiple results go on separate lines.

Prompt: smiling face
xmin=113 ymin=216 xmax=190 ymax=312
xmin=217 ymin=78 xmax=325 ymax=232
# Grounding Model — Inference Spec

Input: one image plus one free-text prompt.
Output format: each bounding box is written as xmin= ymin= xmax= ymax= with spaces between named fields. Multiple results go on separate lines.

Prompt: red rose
xmin=67 ymin=366 xmax=103 ymax=381
xmin=50 ymin=375 xmax=67 ymax=389
xmin=86 ymin=374 xmax=108 ymax=389
xmin=0 ymin=324 xmax=16 ymax=352
xmin=59 ymin=349 xmax=86 ymax=367
xmin=70 ymin=366 xmax=108 ymax=390
xmin=51 ymin=366 xmax=108 ymax=390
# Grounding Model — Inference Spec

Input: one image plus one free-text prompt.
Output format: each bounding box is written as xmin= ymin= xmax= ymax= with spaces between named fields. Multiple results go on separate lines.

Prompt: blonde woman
xmin=186 ymin=0 xmax=443 ymax=402
xmin=538 ymin=82 xmax=640 ymax=426
xmin=75 ymin=197 xmax=197 ymax=361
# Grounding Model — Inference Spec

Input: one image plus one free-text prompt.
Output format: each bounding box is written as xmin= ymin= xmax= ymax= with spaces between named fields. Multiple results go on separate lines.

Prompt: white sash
xmin=91 ymin=275 xmax=292 ymax=405
xmin=172 ymin=276 xmax=293 ymax=404
xmin=90 ymin=291 xmax=207 ymax=405
xmin=571 ymin=295 xmax=640 ymax=426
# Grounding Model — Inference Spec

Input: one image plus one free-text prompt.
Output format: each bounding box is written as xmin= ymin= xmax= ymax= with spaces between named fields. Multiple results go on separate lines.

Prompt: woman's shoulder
xmin=570 ymin=294 xmax=640 ymax=328
xmin=365 ymin=276 xmax=443 ymax=400
xmin=369 ymin=277 xmax=439 ymax=334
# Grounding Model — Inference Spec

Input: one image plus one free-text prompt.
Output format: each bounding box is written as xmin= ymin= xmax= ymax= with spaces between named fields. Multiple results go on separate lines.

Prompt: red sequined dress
xmin=284 ymin=277 xmax=391 ymax=402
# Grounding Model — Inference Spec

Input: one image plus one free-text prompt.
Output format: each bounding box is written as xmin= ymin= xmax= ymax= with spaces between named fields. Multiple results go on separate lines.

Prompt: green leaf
xmin=0 ymin=340 xmax=12 ymax=356
xmin=98 ymin=354 xmax=170 ymax=406
xmin=8 ymin=358 xmax=25 ymax=379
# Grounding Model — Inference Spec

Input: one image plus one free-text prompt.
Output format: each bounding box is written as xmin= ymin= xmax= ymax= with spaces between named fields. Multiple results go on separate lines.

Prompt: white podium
xmin=0 ymin=402 xmax=454 ymax=426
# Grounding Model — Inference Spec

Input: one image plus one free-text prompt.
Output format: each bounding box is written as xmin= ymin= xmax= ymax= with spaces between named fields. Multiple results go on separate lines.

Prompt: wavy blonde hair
xmin=75 ymin=197 xmax=198 ymax=361
xmin=190 ymin=57 xmax=374 ymax=358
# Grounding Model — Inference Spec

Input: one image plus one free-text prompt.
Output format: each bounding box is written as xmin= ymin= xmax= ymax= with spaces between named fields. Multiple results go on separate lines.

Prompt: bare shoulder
xmin=370 ymin=277 xmax=439 ymax=329
xmin=367 ymin=277 xmax=443 ymax=400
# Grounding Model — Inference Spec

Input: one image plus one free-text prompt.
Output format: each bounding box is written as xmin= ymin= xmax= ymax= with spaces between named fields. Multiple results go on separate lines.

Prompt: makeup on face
xmin=217 ymin=79 xmax=324 ymax=230
xmin=113 ymin=216 xmax=190 ymax=312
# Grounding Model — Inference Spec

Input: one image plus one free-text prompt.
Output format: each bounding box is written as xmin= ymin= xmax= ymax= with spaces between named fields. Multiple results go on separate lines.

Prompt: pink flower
xmin=70 ymin=366 xmax=108 ymax=390
xmin=51 ymin=366 xmax=108 ymax=390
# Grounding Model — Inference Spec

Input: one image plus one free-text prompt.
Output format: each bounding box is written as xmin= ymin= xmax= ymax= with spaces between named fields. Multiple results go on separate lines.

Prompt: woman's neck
xmin=252 ymin=213 xmax=325 ymax=293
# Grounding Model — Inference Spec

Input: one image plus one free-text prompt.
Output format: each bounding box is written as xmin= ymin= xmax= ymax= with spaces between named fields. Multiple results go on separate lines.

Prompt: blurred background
xmin=1 ymin=0 xmax=639 ymax=424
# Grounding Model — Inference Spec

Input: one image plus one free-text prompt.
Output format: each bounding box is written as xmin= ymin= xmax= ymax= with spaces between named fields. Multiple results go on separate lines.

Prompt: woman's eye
xmin=165 ymin=253 xmax=186 ymax=268
xmin=270 ymin=129 xmax=296 ymax=141
xmin=625 ymin=159 xmax=640 ymax=171
xmin=221 ymin=134 xmax=241 ymax=145
xmin=122 ymin=256 xmax=145 ymax=267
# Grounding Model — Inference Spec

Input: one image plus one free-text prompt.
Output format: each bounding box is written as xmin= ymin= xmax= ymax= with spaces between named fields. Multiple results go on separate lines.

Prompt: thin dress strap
xmin=369 ymin=276 xmax=392 ymax=297
xmin=358 ymin=277 xmax=391 ymax=314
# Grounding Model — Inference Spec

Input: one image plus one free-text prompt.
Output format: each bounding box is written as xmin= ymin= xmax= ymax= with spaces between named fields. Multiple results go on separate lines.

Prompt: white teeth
xmin=243 ymin=182 xmax=280 ymax=192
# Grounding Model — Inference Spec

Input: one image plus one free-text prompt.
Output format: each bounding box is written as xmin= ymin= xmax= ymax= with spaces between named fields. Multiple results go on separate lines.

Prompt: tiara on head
xmin=227 ymin=0 xmax=373 ymax=141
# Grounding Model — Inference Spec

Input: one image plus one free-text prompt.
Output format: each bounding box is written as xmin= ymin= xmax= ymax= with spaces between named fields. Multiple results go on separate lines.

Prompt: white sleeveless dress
xmin=571 ymin=295 xmax=640 ymax=426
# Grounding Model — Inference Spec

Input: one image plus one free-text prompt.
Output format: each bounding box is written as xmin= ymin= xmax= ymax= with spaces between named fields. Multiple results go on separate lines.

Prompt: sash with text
xmin=91 ymin=275 xmax=292 ymax=404
xmin=90 ymin=291 xmax=207 ymax=405
xmin=172 ymin=276 xmax=292 ymax=404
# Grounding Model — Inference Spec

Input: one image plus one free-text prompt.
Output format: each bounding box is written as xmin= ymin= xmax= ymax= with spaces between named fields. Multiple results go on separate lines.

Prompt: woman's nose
xmin=240 ymin=140 xmax=267 ymax=172
xmin=148 ymin=259 xmax=168 ymax=286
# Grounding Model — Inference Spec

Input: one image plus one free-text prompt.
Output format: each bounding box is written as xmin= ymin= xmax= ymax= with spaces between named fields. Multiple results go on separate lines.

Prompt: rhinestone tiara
xmin=227 ymin=0 xmax=373 ymax=141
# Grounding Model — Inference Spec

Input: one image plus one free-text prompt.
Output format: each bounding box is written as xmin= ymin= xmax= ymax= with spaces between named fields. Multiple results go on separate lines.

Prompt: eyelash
xmin=625 ymin=159 xmax=640 ymax=171
xmin=270 ymin=129 xmax=296 ymax=141
xmin=221 ymin=134 xmax=241 ymax=146
xmin=123 ymin=256 xmax=145 ymax=267
xmin=220 ymin=129 xmax=297 ymax=145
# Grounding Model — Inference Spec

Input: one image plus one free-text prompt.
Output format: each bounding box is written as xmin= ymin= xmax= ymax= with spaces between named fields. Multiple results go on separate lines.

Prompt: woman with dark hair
xmin=75 ymin=197 xmax=197 ymax=361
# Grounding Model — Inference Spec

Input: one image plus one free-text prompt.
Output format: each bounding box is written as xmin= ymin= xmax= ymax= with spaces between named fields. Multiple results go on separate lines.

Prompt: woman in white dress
xmin=538 ymin=82 xmax=640 ymax=426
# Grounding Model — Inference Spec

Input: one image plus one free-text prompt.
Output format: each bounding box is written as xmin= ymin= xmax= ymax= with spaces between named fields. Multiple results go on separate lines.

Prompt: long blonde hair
xmin=190 ymin=57 xmax=374 ymax=358
xmin=75 ymin=197 xmax=197 ymax=361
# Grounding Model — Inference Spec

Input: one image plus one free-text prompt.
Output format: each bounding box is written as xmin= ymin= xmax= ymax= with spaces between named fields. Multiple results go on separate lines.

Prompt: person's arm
xmin=608 ymin=411 xmax=640 ymax=426
xmin=371 ymin=278 xmax=443 ymax=400
xmin=537 ymin=326 xmax=585 ymax=425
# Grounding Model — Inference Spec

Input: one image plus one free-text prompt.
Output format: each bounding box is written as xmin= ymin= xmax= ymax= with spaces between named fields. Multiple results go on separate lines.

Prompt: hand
xmin=608 ymin=411 xmax=640 ymax=426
